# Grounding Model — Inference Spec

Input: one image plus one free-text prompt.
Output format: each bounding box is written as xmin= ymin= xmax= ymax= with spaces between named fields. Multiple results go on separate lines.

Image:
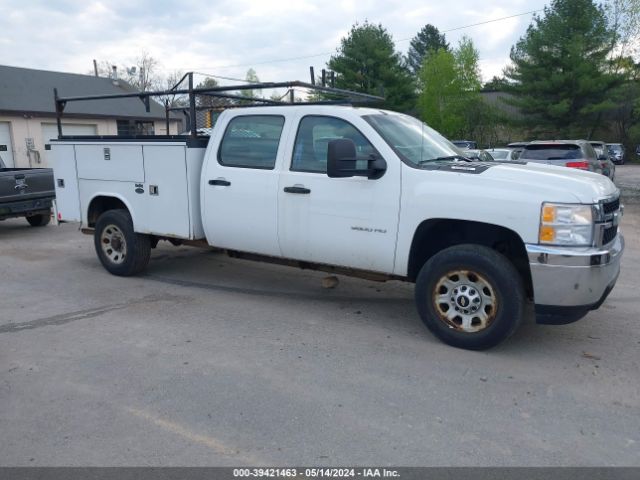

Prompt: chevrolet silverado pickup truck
xmin=50 ymin=81 xmax=624 ymax=350
xmin=0 ymin=155 xmax=55 ymax=226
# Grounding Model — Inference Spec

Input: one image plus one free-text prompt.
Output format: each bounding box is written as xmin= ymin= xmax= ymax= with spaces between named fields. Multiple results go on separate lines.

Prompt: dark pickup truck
xmin=0 ymin=156 xmax=55 ymax=227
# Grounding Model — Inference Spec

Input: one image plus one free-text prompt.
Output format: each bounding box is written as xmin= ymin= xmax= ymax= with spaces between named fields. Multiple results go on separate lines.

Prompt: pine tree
xmin=406 ymin=24 xmax=449 ymax=75
xmin=504 ymin=0 xmax=619 ymax=136
xmin=328 ymin=21 xmax=416 ymax=112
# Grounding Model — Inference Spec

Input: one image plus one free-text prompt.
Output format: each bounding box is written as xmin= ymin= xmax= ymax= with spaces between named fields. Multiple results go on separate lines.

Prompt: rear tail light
xmin=565 ymin=161 xmax=590 ymax=170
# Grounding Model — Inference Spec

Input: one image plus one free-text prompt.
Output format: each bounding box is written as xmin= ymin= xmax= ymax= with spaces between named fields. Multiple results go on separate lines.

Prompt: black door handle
xmin=209 ymin=179 xmax=231 ymax=186
xmin=284 ymin=186 xmax=311 ymax=194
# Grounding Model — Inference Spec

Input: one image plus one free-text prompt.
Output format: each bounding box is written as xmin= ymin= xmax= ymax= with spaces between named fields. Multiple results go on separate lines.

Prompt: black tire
xmin=415 ymin=244 xmax=525 ymax=350
xmin=26 ymin=212 xmax=51 ymax=227
xmin=94 ymin=209 xmax=151 ymax=276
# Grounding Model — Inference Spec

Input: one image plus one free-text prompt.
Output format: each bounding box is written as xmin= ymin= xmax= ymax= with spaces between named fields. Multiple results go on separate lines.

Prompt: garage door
xmin=0 ymin=122 xmax=15 ymax=168
xmin=42 ymin=123 xmax=97 ymax=167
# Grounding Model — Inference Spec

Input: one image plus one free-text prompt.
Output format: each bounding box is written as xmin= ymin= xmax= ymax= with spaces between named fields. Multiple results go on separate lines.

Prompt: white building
xmin=0 ymin=65 xmax=182 ymax=168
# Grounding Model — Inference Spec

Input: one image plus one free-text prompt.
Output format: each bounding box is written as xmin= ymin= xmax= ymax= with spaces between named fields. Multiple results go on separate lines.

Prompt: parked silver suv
xmin=519 ymin=140 xmax=603 ymax=174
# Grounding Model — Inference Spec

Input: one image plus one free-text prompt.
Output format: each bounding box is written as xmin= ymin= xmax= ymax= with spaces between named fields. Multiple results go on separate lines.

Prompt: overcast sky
xmin=1 ymin=0 xmax=549 ymax=87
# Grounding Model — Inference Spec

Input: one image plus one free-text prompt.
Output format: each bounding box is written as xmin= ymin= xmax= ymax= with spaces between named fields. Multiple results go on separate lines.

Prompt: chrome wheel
xmin=100 ymin=224 xmax=127 ymax=265
xmin=433 ymin=270 xmax=498 ymax=332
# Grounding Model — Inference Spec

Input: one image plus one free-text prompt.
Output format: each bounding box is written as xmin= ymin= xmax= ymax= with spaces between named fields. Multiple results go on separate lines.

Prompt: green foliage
xmin=195 ymin=77 xmax=221 ymax=108
xmin=605 ymin=0 xmax=640 ymax=68
xmin=417 ymin=49 xmax=460 ymax=135
xmin=417 ymin=36 xmax=484 ymax=139
xmin=406 ymin=24 xmax=449 ymax=75
xmin=241 ymin=68 xmax=261 ymax=100
xmin=605 ymin=61 xmax=640 ymax=153
xmin=483 ymin=76 xmax=510 ymax=91
xmin=504 ymin=0 xmax=620 ymax=137
xmin=455 ymin=36 xmax=482 ymax=92
xmin=328 ymin=21 xmax=416 ymax=112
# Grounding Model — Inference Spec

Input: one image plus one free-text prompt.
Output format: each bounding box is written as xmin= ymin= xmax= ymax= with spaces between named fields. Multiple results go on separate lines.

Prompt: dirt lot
xmin=1 ymin=199 xmax=639 ymax=466
xmin=617 ymin=164 xmax=640 ymax=203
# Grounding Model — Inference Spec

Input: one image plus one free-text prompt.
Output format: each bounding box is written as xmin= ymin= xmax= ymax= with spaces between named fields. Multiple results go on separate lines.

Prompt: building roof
xmin=0 ymin=64 xmax=175 ymax=120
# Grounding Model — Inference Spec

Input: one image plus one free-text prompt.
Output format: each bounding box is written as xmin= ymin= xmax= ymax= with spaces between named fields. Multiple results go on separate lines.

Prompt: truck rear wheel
xmin=94 ymin=209 xmax=151 ymax=276
xmin=415 ymin=244 xmax=524 ymax=350
xmin=26 ymin=212 xmax=51 ymax=227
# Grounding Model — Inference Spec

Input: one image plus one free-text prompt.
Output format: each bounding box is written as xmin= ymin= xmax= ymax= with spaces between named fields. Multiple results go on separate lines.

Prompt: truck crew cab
xmin=50 ymin=78 xmax=624 ymax=350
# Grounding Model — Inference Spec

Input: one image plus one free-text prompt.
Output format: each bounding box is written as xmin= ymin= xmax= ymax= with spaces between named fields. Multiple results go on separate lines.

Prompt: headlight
xmin=539 ymin=203 xmax=594 ymax=246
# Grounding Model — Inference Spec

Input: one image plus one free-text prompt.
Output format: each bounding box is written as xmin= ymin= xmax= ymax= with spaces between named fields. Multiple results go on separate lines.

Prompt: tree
xmin=455 ymin=36 xmax=482 ymax=92
xmin=603 ymin=60 xmax=640 ymax=152
xmin=406 ymin=24 xmax=449 ymax=75
xmin=157 ymin=70 xmax=189 ymax=108
xmin=602 ymin=1 xmax=640 ymax=151
xmin=504 ymin=0 xmax=620 ymax=137
xmin=195 ymin=77 xmax=221 ymax=107
xmin=483 ymin=76 xmax=509 ymax=91
xmin=240 ymin=68 xmax=261 ymax=100
xmin=328 ymin=21 xmax=416 ymax=112
xmin=605 ymin=0 xmax=640 ymax=71
xmin=92 ymin=51 xmax=161 ymax=92
xmin=127 ymin=52 xmax=159 ymax=92
xmin=417 ymin=36 xmax=484 ymax=139
xmin=417 ymin=49 xmax=460 ymax=135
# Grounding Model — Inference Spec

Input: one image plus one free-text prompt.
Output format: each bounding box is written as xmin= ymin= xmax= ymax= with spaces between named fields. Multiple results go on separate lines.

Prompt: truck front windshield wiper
xmin=418 ymin=155 xmax=473 ymax=165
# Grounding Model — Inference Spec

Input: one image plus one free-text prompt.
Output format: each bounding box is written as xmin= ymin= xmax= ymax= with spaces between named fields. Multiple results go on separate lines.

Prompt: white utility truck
xmin=50 ymin=78 xmax=624 ymax=350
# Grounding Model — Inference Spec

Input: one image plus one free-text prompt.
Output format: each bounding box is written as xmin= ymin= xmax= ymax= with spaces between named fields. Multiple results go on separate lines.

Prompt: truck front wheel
xmin=94 ymin=209 xmax=151 ymax=276
xmin=415 ymin=244 xmax=525 ymax=350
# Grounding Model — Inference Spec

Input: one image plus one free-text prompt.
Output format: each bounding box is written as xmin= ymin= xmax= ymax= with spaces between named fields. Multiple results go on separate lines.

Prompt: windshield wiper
xmin=418 ymin=155 xmax=473 ymax=165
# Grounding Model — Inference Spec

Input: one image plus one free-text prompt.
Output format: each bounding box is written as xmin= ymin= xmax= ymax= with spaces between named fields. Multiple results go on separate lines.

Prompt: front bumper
xmin=526 ymin=234 xmax=624 ymax=323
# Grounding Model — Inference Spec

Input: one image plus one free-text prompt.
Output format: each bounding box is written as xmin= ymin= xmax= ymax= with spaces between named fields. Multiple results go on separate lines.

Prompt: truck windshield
xmin=363 ymin=113 xmax=463 ymax=166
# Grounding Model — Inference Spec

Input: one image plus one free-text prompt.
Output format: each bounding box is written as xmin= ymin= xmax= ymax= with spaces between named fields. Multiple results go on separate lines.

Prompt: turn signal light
xmin=539 ymin=226 xmax=555 ymax=242
xmin=542 ymin=205 xmax=556 ymax=223
xmin=565 ymin=161 xmax=590 ymax=170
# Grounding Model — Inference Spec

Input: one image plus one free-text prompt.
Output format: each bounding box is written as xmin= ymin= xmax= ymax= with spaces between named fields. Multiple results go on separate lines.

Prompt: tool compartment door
xmin=139 ymin=145 xmax=190 ymax=238
xmin=76 ymin=144 xmax=145 ymax=183
xmin=51 ymin=144 xmax=81 ymax=222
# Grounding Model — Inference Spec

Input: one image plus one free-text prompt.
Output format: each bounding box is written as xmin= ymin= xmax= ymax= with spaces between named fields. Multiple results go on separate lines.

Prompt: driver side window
xmin=291 ymin=116 xmax=376 ymax=173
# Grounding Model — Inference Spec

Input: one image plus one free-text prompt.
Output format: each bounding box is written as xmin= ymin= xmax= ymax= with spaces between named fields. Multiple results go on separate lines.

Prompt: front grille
xmin=603 ymin=198 xmax=619 ymax=214
xmin=596 ymin=196 xmax=621 ymax=246
xmin=602 ymin=226 xmax=617 ymax=245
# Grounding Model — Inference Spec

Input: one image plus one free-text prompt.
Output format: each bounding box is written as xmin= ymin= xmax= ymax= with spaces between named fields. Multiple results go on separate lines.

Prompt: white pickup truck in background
xmin=50 ymin=79 xmax=624 ymax=350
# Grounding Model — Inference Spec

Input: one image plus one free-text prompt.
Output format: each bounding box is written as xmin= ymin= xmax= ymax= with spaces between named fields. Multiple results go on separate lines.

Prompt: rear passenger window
xmin=291 ymin=116 xmax=376 ymax=173
xmin=218 ymin=115 xmax=285 ymax=169
xmin=521 ymin=144 xmax=582 ymax=160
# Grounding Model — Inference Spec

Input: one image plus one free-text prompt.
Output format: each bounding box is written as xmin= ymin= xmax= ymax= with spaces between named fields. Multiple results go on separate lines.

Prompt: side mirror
xmin=327 ymin=139 xmax=386 ymax=180
xmin=327 ymin=139 xmax=356 ymax=178
xmin=598 ymin=154 xmax=608 ymax=161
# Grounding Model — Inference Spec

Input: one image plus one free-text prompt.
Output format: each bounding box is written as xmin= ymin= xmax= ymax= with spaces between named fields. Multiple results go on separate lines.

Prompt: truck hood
xmin=483 ymin=162 xmax=617 ymax=203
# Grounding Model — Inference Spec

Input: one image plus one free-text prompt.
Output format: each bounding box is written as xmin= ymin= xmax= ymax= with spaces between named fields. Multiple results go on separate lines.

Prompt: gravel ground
xmin=0 ymin=204 xmax=639 ymax=467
